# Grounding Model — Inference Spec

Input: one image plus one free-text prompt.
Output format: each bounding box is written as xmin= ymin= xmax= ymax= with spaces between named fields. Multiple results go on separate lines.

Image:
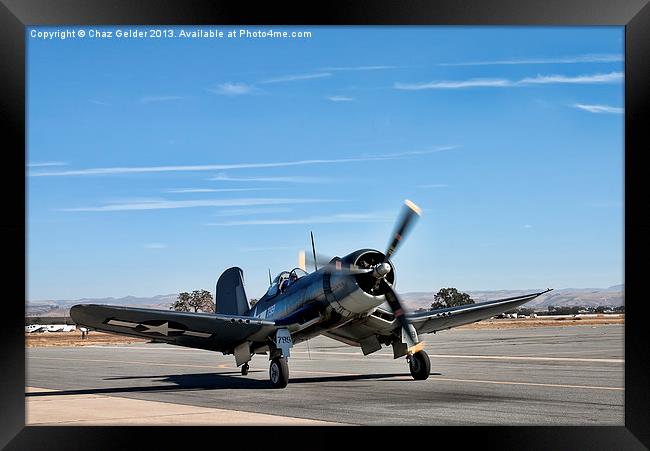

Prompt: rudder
xmin=215 ymin=267 xmax=250 ymax=315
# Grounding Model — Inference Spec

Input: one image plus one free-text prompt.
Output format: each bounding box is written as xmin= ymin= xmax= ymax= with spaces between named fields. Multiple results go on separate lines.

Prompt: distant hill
xmin=27 ymin=285 xmax=624 ymax=316
xmin=26 ymin=294 xmax=177 ymax=317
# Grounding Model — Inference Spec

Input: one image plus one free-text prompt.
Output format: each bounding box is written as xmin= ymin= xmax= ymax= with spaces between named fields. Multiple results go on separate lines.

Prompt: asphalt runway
xmin=26 ymin=324 xmax=624 ymax=425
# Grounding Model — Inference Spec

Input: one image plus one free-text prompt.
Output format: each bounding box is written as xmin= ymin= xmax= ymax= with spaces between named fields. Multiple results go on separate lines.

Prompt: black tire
xmin=409 ymin=350 xmax=430 ymax=380
xmin=241 ymin=363 xmax=249 ymax=376
xmin=269 ymin=357 xmax=289 ymax=388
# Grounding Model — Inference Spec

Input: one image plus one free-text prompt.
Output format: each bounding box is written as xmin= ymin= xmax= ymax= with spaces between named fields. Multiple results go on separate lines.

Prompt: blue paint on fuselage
xmin=244 ymin=249 xmax=386 ymax=328
xmin=248 ymin=270 xmax=325 ymax=321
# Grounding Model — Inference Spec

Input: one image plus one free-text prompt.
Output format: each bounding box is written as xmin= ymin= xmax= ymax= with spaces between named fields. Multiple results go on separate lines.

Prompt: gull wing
xmin=407 ymin=289 xmax=552 ymax=335
xmin=70 ymin=304 xmax=276 ymax=352
xmin=321 ymin=289 xmax=551 ymax=351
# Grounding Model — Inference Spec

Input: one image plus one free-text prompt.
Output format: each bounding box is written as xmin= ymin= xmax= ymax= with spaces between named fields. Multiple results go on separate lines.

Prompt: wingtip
xmin=69 ymin=304 xmax=86 ymax=324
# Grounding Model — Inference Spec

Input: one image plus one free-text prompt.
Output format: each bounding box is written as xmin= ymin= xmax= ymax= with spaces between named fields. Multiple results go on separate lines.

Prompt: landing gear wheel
xmin=408 ymin=350 xmax=430 ymax=380
xmin=241 ymin=362 xmax=249 ymax=376
xmin=269 ymin=357 xmax=289 ymax=388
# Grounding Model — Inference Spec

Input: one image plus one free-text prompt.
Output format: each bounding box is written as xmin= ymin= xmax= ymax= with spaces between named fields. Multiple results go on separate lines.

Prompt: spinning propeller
xmin=300 ymin=199 xmax=424 ymax=351
xmin=377 ymin=199 xmax=422 ymax=350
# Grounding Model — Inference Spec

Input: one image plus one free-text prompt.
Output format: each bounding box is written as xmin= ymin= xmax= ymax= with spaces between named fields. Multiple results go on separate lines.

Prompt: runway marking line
xmin=31 ymin=356 xmax=359 ymax=377
xmin=290 ymin=351 xmax=623 ymax=363
xmin=69 ymin=347 xmax=624 ymax=363
xmin=30 ymin=357 xmax=622 ymax=391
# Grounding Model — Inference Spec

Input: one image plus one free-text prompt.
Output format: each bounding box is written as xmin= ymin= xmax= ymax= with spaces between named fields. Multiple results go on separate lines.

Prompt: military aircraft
xmin=71 ymin=200 xmax=551 ymax=388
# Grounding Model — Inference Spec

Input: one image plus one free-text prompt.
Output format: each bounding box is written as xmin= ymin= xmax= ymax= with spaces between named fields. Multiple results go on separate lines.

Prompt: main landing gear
xmin=407 ymin=350 xmax=430 ymax=380
xmin=269 ymin=356 xmax=289 ymax=388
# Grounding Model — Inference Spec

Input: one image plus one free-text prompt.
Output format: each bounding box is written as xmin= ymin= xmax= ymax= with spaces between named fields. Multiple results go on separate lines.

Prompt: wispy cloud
xmin=438 ymin=54 xmax=623 ymax=67
xmin=418 ymin=183 xmax=448 ymax=188
xmin=90 ymin=100 xmax=111 ymax=106
xmin=208 ymin=174 xmax=334 ymax=184
xmin=523 ymin=224 xmax=533 ymax=229
xmin=572 ymin=103 xmax=624 ymax=114
xmin=327 ymin=95 xmax=356 ymax=102
xmin=142 ymin=243 xmax=167 ymax=249
xmin=259 ymin=72 xmax=331 ymax=84
xmin=29 ymin=146 xmax=455 ymax=177
xmin=360 ymin=146 xmax=457 ymax=158
xmin=165 ymin=188 xmax=268 ymax=193
xmin=140 ymin=96 xmax=186 ymax=104
xmin=208 ymin=83 xmax=256 ymax=96
xmin=61 ymin=198 xmax=340 ymax=212
xmin=26 ymin=161 xmax=68 ymax=168
xmin=208 ymin=212 xmax=393 ymax=226
xmin=319 ymin=65 xmax=397 ymax=71
xmin=395 ymin=72 xmax=623 ymax=90
xmin=396 ymin=79 xmax=512 ymax=90
xmin=104 ymin=197 xmax=166 ymax=204
xmin=518 ymin=72 xmax=623 ymax=85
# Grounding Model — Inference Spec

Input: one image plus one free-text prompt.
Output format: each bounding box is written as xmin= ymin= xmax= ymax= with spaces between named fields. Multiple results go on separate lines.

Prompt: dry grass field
xmin=26 ymin=331 xmax=148 ymax=347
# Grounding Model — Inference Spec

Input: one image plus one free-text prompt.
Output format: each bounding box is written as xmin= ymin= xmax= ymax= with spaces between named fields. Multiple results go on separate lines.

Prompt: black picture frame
xmin=2 ymin=1 xmax=648 ymax=449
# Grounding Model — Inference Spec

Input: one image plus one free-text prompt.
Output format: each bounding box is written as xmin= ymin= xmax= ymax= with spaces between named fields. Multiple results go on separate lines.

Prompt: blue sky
xmin=27 ymin=26 xmax=624 ymax=300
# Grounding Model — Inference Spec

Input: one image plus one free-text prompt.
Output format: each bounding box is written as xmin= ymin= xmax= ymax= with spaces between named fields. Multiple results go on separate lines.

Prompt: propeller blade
xmin=385 ymin=199 xmax=421 ymax=262
xmin=305 ymin=251 xmax=336 ymax=269
xmin=381 ymin=279 xmax=421 ymax=349
xmin=298 ymin=250 xmax=306 ymax=271
xmin=299 ymin=251 xmax=371 ymax=274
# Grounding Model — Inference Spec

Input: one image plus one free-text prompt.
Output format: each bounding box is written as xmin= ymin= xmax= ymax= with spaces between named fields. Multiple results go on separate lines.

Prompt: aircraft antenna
xmin=268 ymin=268 xmax=272 ymax=286
xmin=310 ymin=231 xmax=318 ymax=271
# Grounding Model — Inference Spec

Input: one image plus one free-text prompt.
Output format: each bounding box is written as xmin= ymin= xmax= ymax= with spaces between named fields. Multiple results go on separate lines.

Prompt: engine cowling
xmin=343 ymin=249 xmax=395 ymax=296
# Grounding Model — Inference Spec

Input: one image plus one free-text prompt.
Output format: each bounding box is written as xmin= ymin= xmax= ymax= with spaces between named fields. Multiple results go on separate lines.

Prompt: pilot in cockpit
xmin=279 ymin=271 xmax=299 ymax=293
xmin=279 ymin=274 xmax=291 ymax=293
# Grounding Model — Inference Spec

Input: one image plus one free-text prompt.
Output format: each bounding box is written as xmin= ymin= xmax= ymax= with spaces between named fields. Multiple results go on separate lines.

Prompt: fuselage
xmin=245 ymin=249 xmax=396 ymax=344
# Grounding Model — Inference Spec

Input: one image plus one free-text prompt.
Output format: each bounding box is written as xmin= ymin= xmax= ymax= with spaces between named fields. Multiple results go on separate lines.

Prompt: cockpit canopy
xmin=265 ymin=268 xmax=308 ymax=298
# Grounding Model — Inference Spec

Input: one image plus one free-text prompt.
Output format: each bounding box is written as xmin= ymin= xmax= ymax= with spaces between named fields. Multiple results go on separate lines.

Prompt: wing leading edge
xmin=70 ymin=304 xmax=277 ymax=352
xmin=407 ymin=289 xmax=553 ymax=334
xmin=314 ymin=289 xmax=553 ymax=353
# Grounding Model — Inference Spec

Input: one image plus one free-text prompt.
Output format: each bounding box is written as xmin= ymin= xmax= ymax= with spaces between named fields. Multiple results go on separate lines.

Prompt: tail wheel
xmin=408 ymin=350 xmax=430 ymax=380
xmin=269 ymin=357 xmax=289 ymax=388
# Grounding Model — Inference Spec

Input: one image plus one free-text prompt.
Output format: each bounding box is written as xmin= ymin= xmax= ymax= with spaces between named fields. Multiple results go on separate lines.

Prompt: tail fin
xmin=215 ymin=267 xmax=250 ymax=315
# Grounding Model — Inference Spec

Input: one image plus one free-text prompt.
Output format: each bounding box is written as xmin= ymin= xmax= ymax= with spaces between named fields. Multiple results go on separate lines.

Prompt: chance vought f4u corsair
xmin=71 ymin=200 xmax=551 ymax=388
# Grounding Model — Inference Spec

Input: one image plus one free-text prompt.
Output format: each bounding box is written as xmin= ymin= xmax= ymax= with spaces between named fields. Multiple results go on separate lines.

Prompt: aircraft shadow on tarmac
xmin=26 ymin=371 xmax=441 ymax=396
